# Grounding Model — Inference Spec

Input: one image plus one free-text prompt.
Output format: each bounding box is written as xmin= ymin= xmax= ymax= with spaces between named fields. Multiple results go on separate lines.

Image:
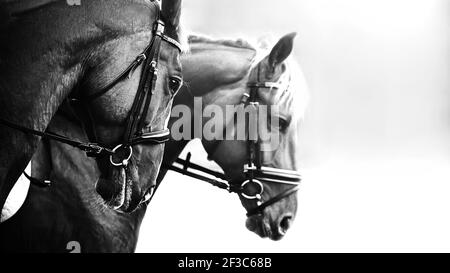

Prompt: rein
xmin=163 ymin=152 xmax=239 ymax=193
xmin=163 ymin=151 xmax=301 ymax=217
xmin=0 ymin=118 xmax=115 ymax=157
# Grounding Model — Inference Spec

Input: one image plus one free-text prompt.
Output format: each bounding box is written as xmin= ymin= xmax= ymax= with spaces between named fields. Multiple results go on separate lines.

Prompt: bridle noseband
xmin=164 ymin=62 xmax=301 ymax=217
xmin=0 ymin=10 xmax=181 ymax=171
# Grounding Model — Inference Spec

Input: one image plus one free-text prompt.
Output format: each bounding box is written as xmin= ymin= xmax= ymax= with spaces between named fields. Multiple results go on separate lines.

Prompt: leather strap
xmin=0 ymin=118 xmax=114 ymax=157
xmin=246 ymin=185 xmax=300 ymax=217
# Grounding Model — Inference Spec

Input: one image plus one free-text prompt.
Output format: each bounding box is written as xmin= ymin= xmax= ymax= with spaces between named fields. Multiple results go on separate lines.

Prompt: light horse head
xmin=169 ymin=33 xmax=307 ymax=240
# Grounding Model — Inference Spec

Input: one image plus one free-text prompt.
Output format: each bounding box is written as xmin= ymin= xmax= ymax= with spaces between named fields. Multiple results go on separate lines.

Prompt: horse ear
xmin=268 ymin=32 xmax=297 ymax=69
xmin=161 ymin=0 xmax=182 ymax=28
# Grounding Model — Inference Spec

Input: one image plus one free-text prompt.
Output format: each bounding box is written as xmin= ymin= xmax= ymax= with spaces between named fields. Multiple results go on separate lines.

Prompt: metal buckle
xmin=241 ymin=179 xmax=264 ymax=200
xmin=153 ymin=20 xmax=165 ymax=36
xmin=240 ymin=93 xmax=250 ymax=104
xmin=137 ymin=53 xmax=147 ymax=63
xmin=109 ymin=144 xmax=133 ymax=167
xmin=83 ymin=143 xmax=108 ymax=157
xmin=87 ymin=143 xmax=103 ymax=154
xmin=149 ymin=60 xmax=158 ymax=76
xmin=244 ymin=164 xmax=257 ymax=171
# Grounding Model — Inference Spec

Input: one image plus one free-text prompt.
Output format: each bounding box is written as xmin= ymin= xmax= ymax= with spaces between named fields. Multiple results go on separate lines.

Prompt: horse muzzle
xmin=96 ymin=164 xmax=145 ymax=213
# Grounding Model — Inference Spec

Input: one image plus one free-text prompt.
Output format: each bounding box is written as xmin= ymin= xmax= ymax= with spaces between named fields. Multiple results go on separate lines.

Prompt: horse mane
xmin=186 ymin=33 xmax=308 ymax=119
xmin=187 ymin=34 xmax=256 ymax=51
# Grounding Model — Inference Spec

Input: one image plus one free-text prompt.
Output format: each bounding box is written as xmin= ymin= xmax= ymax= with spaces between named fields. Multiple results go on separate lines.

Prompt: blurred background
xmin=137 ymin=0 xmax=450 ymax=252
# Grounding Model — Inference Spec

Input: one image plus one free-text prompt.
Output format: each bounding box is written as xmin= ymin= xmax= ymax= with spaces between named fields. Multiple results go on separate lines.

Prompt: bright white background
xmin=137 ymin=0 xmax=450 ymax=252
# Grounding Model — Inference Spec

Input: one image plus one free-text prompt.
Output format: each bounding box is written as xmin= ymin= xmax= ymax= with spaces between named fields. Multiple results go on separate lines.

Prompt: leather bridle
xmin=164 ymin=62 xmax=301 ymax=217
xmin=0 ymin=9 xmax=181 ymax=172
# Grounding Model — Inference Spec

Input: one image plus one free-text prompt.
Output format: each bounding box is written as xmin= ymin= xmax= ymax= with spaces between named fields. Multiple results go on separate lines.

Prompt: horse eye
xmin=278 ymin=118 xmax=289 ymax=131
xmin=168 ymin=77 xmax=182 ymax=94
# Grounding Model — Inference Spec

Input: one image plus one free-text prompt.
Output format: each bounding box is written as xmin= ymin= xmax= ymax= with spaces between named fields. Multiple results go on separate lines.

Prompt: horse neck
xmin=30 ymin=112 xmax=144 ymax=246
xmin=41 ymin=112 xmax=98 ymax=195
xmin=35 ymin=110 xmax=102 ymax=215
xmin=161 ymin=41 xmax=256 ymax=167
xmin=179 ymin=41 xmax=256 ymax=98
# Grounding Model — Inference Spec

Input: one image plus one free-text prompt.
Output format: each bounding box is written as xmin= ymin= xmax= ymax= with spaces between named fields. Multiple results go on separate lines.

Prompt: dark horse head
xmin=80 ymin=1 xmax=185 ymax=212
xmin=0 ymin=0 xmax=184 ymax=214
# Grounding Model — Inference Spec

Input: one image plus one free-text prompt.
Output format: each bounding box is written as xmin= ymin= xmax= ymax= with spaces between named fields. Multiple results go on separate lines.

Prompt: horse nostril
xmin=278 ymin=214 xmax=293 ymax=235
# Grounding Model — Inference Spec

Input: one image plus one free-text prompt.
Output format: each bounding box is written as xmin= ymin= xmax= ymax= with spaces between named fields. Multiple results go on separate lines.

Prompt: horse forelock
xmin=255 ymin=58 xmax=308 ymax=171
xmin=280 ymin=59 xmax=309 ymax=122
xmin=250 ymin=41 xmax=308 ymax=123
